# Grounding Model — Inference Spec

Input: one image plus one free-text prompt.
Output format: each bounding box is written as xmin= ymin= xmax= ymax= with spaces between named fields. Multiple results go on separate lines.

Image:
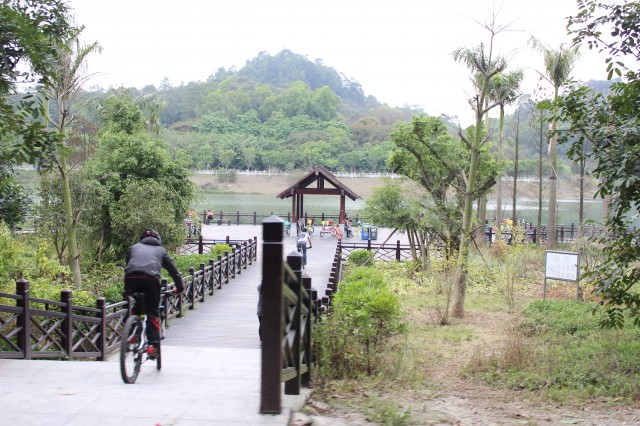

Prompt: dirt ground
xmin=292 ymin=306 xmax=640 ymax=425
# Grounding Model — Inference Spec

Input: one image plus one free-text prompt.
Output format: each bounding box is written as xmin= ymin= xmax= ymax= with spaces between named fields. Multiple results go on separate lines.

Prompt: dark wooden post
xmin=533 ymin=227 xmax=537 ymax=244
xmin=237 ymin=210 xmax=240 ymax=225
xmin=96 ymin=297 xmax=107 ymax=361
xmin=224 ymin=251 xmax=230 ymax=284
xmin=209 ymin=259 xmax=216 ymax=295
xmin=396 ymin=240 xmax=401 ymax=261
xmin=560 ymin=226 xmax=565 ymax=243
xmin=231 ymin=247 xmax=237 ymax=278
xmin=226 ymin=235 xmax=230 ymax=245
xmin=243 ymin=241 xmax=249 ymax=269
xmin=367 ymin=239 xmax=372 ymax=251
xmin=285 ymin=252 xmax=303 ymax=396
xmin=61 ymin=289 xmax=73 ymax=359
xmin=200 ymin=263 xmax=206 ymax=302
xmin=16 ymin=279 xmax=31 ymax=359
xmin=217 ymin=254 xmax=224 ymax=288
xmin=260 ymin=215 xmax=284 ymax=414
xmin=254 ymin=211 xmax=258 ymax=225
xmin=247 ymin=240 xmax=253 ymax=265
xmin=302 ymin=275 xmax=313 ymax=387
xmin=188 ymin=267 xmax=196 ymax=309
xmin=198 ymin=235 xmax=203 ymax=255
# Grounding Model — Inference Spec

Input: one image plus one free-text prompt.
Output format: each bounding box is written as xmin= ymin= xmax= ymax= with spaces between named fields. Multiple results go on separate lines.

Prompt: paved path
xmin=0 ymin=223 xmax=352 ymax=426
xmin=0 ymin=222 xmax=405 ymax=425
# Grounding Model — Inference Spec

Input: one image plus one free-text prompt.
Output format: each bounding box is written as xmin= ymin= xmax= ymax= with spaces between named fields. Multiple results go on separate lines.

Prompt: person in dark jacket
xmin=124 ymin=229 xmax=184 ymax=359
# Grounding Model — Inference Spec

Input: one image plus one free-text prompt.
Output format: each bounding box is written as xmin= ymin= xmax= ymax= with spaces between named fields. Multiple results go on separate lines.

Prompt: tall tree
xmin=529 ymin=37 xmax=580 ymax=248
xmin=452 ymin=17 xmax=507 ymax=317
xmin=486 ymin=70 xmax=524 ymax=237
xmin=42 ymin=31 xmax=101 ymax=289
xmin=547 ymin=0 xmax=640 ymax=327
xmin=0 ymin=0 xmax=75 ymax=166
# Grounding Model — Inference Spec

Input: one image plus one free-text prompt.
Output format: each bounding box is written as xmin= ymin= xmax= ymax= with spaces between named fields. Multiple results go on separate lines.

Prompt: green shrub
xmin=348 ymin=249 xmax=372 ymax=267
xmin=314 ymin=266 xmax=405 ymax=379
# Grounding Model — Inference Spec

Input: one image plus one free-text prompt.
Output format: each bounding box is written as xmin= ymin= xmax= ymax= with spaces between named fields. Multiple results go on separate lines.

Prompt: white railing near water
xmin=193 ymin=169 xmax=401 ymax=179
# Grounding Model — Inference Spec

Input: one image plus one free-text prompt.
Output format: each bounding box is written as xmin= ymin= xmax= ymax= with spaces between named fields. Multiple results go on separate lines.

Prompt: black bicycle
xmin=120 ymin=289 xmax=172 ymax=384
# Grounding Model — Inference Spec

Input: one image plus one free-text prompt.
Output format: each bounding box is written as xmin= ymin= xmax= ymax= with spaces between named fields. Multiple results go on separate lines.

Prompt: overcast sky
xmin=67 ymin=0 xmax=607 ymax=125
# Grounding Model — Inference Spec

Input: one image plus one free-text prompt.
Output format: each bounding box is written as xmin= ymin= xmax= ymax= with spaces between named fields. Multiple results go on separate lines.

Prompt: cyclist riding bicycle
xmin=297 ymin=227 xmax=313 ymax=266
xmin=124 ymin=229 xmax=184 ymax=359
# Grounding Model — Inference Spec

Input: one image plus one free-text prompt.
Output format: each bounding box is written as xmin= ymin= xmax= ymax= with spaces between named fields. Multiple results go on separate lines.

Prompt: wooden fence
xmin=0 ymin=238 xmax=257 ymax=360
xmin=260 ymin=217 xmax=314 ymax=414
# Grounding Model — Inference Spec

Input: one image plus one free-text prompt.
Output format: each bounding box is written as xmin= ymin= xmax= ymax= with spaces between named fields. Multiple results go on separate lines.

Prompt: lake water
xmin=196 ymin=193 xmax=609 ymax=226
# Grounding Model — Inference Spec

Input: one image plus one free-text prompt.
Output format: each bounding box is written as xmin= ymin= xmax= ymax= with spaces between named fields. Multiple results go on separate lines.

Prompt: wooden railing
xmin=198 ymin=210 xmax=359 ymax=226
xmin=260 ymin=216 xmax=314 ymax=414
xmin=0 ymin=238 xmax=258 ymax=360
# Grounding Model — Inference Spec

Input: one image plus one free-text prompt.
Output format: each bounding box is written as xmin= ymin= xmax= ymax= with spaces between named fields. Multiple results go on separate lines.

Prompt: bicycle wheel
xmin=330 ymin=228 xmax=337 ymax=237
xmin=319 ymin=231 xmax=325 ymax=238
xmin=120 ymin=315 xmax=143 ymax=384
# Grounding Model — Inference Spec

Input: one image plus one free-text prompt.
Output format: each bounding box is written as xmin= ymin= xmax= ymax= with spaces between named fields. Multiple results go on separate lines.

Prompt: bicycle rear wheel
xmin=120 ymin=315 xmax=143 ymax=384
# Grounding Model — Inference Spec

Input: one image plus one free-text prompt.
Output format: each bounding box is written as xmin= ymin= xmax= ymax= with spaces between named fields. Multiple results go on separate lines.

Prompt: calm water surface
xmin=196 ymin=193 xmax=609 ymax=225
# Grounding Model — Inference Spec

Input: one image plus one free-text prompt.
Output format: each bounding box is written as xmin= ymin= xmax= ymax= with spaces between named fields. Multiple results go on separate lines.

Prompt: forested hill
xmin=78 ymin=50 xmax=614 ymax=173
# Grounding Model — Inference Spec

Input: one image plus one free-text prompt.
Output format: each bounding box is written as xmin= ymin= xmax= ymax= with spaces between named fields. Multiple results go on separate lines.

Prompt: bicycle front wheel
xmin=120 ymin=315 xmax=143 ymax=384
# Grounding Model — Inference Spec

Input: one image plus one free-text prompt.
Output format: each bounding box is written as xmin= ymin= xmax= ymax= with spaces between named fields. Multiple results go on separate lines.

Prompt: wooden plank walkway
xmin=0 ymin=223 xmax=342 ymax=426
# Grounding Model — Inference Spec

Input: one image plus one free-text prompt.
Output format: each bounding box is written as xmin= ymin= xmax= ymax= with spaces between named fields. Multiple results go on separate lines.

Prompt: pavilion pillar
xmin=340 ymin=191 xmax=345 ymax=224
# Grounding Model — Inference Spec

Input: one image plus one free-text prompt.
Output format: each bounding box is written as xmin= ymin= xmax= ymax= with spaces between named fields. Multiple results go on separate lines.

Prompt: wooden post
xmin=189 ymin=267 xmax=196 ymax=309
xmin=260 ymin=215 xmax=284 ymax=414
xmin=396 ymin=240 xmax=401 ymax=261
xmin=285 ymin=252 xmax=303 ymax=396
xmin=209 ymin=259 xmax=215 ymax=295
xmin=302 ymin=275 xmax=313 ymax=387
xmin=200 ymin=263 xmax=206 ymax=302
xmin=16 ymin=279 xmax=31 ymax=359
xmin=231 ymin=247 xmax=237 ymax=279
xmin=198 ymin=235 xmax=203 ymax=255
xmin=237 ymin=210 xmax=240 ymax=225
xmin=254 ymin=211 xmax=257 ymax=225
xmin=217 ymin=254 xmax=223 ymax=288
xmin=225 ymin=251 xmax=230 ymax=284
xmin=96 ymin=297 xmax=107 ymax=361
xmin=61 ymin=289 xmax=73 ymax=359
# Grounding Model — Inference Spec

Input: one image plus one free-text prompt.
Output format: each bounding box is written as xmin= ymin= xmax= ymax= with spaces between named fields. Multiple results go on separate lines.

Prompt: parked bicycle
xmin=120 ymin=288 xmax=172 ymax=384
xmin=319 ymin=220 xmax=338 ymax=238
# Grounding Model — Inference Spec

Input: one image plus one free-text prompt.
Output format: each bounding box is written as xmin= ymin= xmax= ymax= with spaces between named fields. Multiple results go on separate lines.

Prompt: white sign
xmin=545 ymin=251 xmax=580 ymax=282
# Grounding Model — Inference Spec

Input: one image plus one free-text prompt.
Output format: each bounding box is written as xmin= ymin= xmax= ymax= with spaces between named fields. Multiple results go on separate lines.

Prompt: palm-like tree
xmin=485 ymin=70 xmax=524 ymax=237
xmin=452 ymin=34 xmax=506 ymax=317
xmin=529 ymin=37 xmax=579 ymax=248
xmin=42 ymin=30 xmax=101 ymax=288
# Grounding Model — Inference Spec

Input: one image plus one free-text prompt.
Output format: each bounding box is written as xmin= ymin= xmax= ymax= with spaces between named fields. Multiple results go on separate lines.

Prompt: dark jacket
xmin=125 ymin=237 xmax=184 ymax=291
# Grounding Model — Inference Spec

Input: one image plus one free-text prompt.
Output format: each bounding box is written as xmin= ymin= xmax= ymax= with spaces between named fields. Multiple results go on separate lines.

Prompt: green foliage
xmin=347 ymin=250 xmax=372 ymax=267
xmin=0 ymin=0 xmax=74 ymax=166
xmin=85 ymin=94 xmax=197 ymax=257
xmin=544 ymin=1 xmax=640 ymax=327
xmin=469 ymin=300 xmax=640 ymax=403
xmin=314 ymin=266 xmax=405 ymax=378
xmin=0 ymin=175 xmax=30 ymax=227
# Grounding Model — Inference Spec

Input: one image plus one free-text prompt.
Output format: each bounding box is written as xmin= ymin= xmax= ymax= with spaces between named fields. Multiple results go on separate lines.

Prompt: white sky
xmin=67 ymin=0 xmax=607 ymax=125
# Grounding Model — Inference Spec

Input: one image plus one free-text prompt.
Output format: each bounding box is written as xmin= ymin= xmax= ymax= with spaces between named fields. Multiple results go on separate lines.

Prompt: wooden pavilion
xmin=276 ymin=166 xmax=361 ymax=226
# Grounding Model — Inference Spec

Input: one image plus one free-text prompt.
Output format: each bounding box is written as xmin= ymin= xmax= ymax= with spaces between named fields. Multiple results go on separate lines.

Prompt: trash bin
xmin=370 ymin=226 xmax=378 ymax=240
xmin=361 ymin=225 xmax=370 ymax=240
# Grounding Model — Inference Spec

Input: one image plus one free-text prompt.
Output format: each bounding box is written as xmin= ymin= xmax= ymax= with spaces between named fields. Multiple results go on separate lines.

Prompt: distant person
xmin=206 ymin=209 xmax=214 ymax=225
xmin=296 ymin=227 xmax=312 ymax=267
xmin=344 ymin=218 xmax=353 ymax=238
xmin=334 ymin=224 xmax=344 ymax=241
xmin=124 ymin=229 xmax=184 ymax=359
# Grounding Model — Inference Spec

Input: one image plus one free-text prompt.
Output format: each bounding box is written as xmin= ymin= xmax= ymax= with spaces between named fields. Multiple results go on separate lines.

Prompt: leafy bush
xmin=347 ymin=249 xmax=372 ymax=267
xmin=314 ymin=266 xmax=405 ymax=379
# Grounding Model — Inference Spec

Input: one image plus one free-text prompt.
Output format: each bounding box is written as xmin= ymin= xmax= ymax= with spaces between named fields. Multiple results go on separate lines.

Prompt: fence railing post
xmin=285 ymin=252 xmax=303 ymax=396
xmin=260 ymin=215 xmax=284 ymax=414
xmin=217 ymin=254 xmax=223 ymax=288
xmin=189 ymin=267 xmax=196 ymax=309
xmin=231 ymin=247 xmax=237 ymax=278
xmin=200 ymin=263 xmax=206 ymax=302
xmin=61 ymin=289 xmax=73 ymax=359
xmin=254 ymin=211 xmax=257 ymax=225
xmin=302 ymin=275 xmax=313 ymax=387
xmin=225 ymin=251 xmax=230 ymax=284
xmin=396 ymin=240 xmax=401 ymax=261
xmin=96 ymin=297 xmax=107 ymax=361
xmin=16 ymin=279 xmax=31 ymax=359
xmin=209 ymin=259 xmax=215 ymax=295
xmin=198 ymin=235 xmax=203 ymax=255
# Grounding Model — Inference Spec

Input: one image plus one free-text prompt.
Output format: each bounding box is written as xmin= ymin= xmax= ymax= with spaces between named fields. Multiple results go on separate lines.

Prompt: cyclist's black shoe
xmin=146 ymin=345 xmax=159 ymax=360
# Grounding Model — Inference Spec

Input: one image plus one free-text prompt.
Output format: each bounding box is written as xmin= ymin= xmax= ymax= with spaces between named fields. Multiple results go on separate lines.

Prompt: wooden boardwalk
xmin=0 ymin=223 xmax=342 ymax=426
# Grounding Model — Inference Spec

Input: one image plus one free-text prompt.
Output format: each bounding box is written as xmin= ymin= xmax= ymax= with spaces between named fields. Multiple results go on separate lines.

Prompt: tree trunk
xmin=513 ymin=123 xmax=519 ymax=233
xmin=453 ymin=109 xmax=483 ymax=318
xmin=60 ymin=155 xmax=82 ymax=288
xmin=578 ymin=142 xmax=586 ymax=238
xmin=537 ymin=117 xmax=544 ymax=244
xmin=547 ymin=86 xmax=560 ymax=249
xmin=495 ymin=106 xmax=505 ymax=238
xmin=476 ymin=195 xmax=486 ymax=246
